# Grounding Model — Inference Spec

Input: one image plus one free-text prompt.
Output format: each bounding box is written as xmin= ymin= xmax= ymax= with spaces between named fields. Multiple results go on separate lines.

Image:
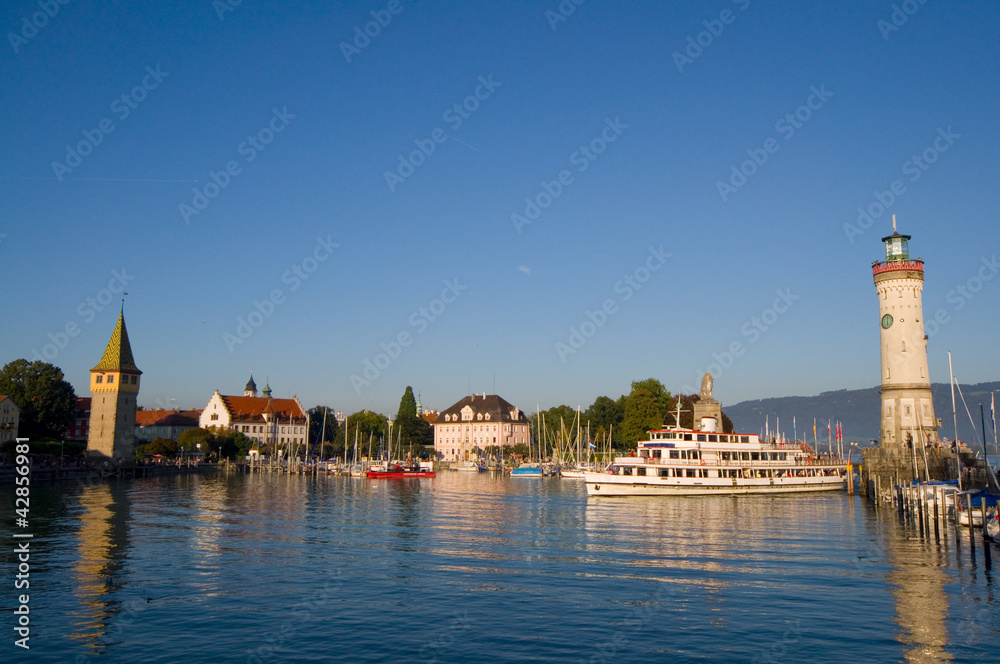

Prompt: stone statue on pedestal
xmin=699 ymin=373 xmax=713 ymax=400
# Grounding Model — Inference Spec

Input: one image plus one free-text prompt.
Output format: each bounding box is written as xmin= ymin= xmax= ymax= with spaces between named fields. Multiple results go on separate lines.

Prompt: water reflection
xmin=880 ymin=509 xmax=954 ymax=663
xmin=71 ymin=481 xmax=131 ymax=652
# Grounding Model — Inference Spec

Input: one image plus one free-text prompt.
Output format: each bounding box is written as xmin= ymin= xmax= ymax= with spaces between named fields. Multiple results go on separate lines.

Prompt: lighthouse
xmin=873 ymin=217 xmax=938 ymax=450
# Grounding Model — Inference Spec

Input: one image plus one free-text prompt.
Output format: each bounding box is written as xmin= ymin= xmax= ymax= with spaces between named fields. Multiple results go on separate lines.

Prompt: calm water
xmin=3 ymin=472 xmax=998 ymax=663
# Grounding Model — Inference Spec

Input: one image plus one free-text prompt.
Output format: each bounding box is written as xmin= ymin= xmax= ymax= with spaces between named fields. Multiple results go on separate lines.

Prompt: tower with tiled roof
xmin=87 ymin=310 xmax=141 ymax=462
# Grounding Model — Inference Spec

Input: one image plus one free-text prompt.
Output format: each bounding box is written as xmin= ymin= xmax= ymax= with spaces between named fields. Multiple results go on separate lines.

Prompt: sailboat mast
xmin=948 ymin=351 xmax=961 ymax=490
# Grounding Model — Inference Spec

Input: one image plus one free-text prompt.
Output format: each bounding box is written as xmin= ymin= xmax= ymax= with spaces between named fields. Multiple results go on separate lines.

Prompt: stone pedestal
xmin=692 ymin=397 xmax=723 ymax=432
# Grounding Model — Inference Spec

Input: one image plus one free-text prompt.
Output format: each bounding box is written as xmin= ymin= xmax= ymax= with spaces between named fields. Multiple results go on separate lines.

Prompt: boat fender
xmin=699 ymin=459 xmax=705 ymax=466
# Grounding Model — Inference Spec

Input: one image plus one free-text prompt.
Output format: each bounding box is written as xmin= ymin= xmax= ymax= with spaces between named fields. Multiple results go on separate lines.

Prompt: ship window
xmin=741 ymin=452 xmax=750 ymax=460
xmin=659 ymin=469 xmax=670 ymax=477
xmin=697 ymin=434 xmax=707 ymax=442
xmin=623 ymin=467 xmax=633 ymax=476
xmin=708 ymin=435 xmax=717 ymax=442
xmin=652 ymin=450 xmax=661 ymax=458
xmin=741 ymin=436 xmax=749 ymax=443
xmin=692 ymin=451 xmax=700 ymax=459
xmin=751 ymin=453 xmax=760 ymax=461
xmin=686 ymin=469 xmax=696 ymax=477
xmin=779 ymin=453 xmax=787 ymax=460
xmin=669 ymin=450 xmax=678 ymax=459
xmin=683 ymin=434 xmax=692 ymax=441
xmin=722 ymin=452 xmax=731 ymax=461
xmin=637 ymin=468 xmax=646 ymax=476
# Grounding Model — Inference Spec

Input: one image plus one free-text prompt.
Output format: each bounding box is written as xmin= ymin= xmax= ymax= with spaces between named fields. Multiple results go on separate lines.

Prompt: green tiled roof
xmin=92 ymin=312 xmax=141 ymax=373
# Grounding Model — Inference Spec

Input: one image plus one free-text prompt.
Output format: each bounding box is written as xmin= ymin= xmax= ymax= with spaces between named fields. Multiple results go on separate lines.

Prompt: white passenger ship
xmin=584 ymin=418 xmax=847 ymax=497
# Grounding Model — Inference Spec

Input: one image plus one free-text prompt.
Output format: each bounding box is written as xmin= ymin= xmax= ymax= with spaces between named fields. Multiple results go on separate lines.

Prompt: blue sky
xmin=2 ymin=0 xmax=999 ymax=419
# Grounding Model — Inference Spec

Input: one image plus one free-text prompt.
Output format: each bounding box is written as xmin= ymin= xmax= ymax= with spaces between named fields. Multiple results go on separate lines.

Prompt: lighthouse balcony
xmin=872 ymin=258 xmax=923 ymax=276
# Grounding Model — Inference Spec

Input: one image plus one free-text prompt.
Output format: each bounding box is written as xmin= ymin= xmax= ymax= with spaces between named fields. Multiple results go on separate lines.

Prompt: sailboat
xmin=511 ymin=408 xmax=544 ymax=477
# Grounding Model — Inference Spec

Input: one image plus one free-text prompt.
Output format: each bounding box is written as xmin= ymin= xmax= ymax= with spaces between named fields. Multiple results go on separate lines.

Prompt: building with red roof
xmin=199 ymin=375 xmax=308 ymax=455
xmin=135 ymin=409 xmax=202 ymax=443
xmin=433 ymin=393 xmax=530 ymax=462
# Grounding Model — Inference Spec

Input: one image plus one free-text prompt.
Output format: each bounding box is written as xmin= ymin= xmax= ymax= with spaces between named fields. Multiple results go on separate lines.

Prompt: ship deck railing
xmin=617 ymin=456 xmax=849 ymax=467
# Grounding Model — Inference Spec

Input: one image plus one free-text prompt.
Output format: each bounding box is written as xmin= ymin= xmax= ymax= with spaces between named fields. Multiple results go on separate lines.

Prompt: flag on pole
xmin=828 ymin=420 xmax=832 ymax=443
xmin=813 ymin=418 xmax=817 ymax=442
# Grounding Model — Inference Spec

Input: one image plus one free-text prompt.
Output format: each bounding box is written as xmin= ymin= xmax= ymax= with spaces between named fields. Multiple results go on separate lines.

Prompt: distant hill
xmin=724 ymin=381 xmax=1000 ymax=444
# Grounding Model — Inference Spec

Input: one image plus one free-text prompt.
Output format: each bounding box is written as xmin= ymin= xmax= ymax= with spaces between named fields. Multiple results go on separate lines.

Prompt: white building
xmin=433 ymin=393 xmax=531 ymax=462
xmin=199 ymin=376 xmax=308 ymax=455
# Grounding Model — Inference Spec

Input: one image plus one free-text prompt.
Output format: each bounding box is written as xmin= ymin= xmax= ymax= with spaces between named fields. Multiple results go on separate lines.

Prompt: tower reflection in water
xmin=71 ymin=481 xmax=134 ymax=654
xmin=884 ymin=513 xmax=953 ymax=663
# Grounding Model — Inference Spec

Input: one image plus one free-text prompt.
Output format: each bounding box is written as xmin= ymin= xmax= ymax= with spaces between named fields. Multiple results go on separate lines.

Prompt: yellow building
xmin=0 ymin=395 xmax=20 ymax=442
xmin=87 ymin=311 xmax=141 ymax=463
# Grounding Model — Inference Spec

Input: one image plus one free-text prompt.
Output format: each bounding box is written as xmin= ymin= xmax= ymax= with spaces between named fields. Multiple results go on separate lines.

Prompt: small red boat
xmin=365 ymin=463 xmax=436 ymax=479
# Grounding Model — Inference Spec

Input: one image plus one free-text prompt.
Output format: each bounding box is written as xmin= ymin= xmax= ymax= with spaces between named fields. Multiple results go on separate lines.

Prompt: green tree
xmin=394 ymin=387 xmax=433 ymax=450
xmin=178 ymin=427 xmax=210 ymax=452
xmin=0 ymin=359 xmax=77 ymax=439
xmin=631 ymin=378 xmax=671 ymax=419
xmin=583 ymin=395 xmax=624 ymax=445
xmin=139 ymin=437 xmax=178 ymax=457
xmin=396 ymin=387 xmax=417 ymax=421
xmin=308 ymin=406 xmax=340 ymax=450
xmin=618 ymin=388 xmax=663 ymax=445
xmin=230 ymin=430 xmax=255 ymax=458
xmin=335 ymin=410 xmax=389 ymax=459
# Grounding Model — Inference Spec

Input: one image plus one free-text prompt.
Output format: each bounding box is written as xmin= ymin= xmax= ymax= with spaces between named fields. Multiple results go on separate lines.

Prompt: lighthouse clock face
xmin=881 ymin=314 xmax=894 ymax=329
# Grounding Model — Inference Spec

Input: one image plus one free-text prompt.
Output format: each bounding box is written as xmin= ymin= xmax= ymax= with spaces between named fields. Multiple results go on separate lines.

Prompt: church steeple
xmin=262 ymin=380 xmax=272 ymax=399
xmin=244 ymin=373 xmax=258 ymax=397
